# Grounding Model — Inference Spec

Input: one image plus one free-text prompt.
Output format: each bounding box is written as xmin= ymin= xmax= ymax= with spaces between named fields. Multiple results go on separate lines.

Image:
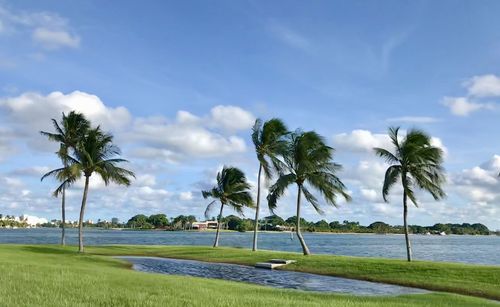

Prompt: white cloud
xmin=209 ymin=105 xmax=255 ymax=132
xmin=441 ymin=96 xmax=494 ymax=116
xmin=32 ymin=27 xmax=80 ymax=50
xmin=128 ymin=106 xmax=251 ymax=161
xmin=451 ymin=156 xmax=500 ymax=218
xmin=134 ymin=174 xmax=157 ymax=187
xmin=179 ymin=191 xmax=193 ymax=201
xmin=442 ymin=75 xmax=500 ymax=116
xmin=0 ymin=91 xmax=131 ymax=134
xmin=333 ymin=130 xmax=392 ymax=153
xmin=360 ymin=188 xmax=378 ymax=202
xmin=332 ymin=129 xmax=447 ymax=156
xmin=0 ymin=5 xmax=80 ymax=51
xmin=465 ymin=74 xmax=500 ymax=97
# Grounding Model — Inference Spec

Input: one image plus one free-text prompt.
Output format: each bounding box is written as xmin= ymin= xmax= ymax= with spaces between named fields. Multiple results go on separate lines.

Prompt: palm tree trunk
xmin=403 ymin=190 xmax=412 ymax=262
xmin=78 ymin=176 xmax=90 ymax=253
xmin=213 ymin=203 xmax=224 ymax=248
xmin=252 ymin=164 xmax=263 ymax=251
xmin=296 ymin=184 xmax=311 ymax=255
xmin=61 ymin=185 xmax=66 ymax=246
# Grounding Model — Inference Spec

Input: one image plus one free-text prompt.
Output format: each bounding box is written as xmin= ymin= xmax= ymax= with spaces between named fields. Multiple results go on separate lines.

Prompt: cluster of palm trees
xmin=41 ymin=112 xmax=135 ymax=253
xmin=203 ymin=119 xmax=446 ymax=261
xmin=40 ymin=113 xmax=445 ymax=262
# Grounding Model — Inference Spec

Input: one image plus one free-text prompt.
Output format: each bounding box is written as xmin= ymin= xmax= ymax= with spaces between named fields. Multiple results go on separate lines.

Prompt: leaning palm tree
xmin=40 ymin=111 xmax=90 ymax=245
xmin=251 ymin=118 xmax=288 ymax=251
xmin=268 ymin=131 xmax=351 ymax=255
xmin=48 ymin=127 xmax=135 ymax=252
xmin=374 ymin=127 xmax=446 ymax=262
xmin=202 ymin=166 xmax=254 ymax=247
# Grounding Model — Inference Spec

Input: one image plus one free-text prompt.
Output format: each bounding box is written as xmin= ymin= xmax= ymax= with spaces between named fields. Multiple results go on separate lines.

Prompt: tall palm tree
xmin=268 ymin=131 xmax=351 ymax=255
xmin=251 ymin=118 xmax=288 ymax=251
xmin=374 ymin=127 xmax=446 ymax=262
xmin=40 ymin=111 xmax=90 ymax=246
xmin=202 ymin=166 xmax=254 ymax=247
xmin=46 ymin=127 xmax=135 ymax=252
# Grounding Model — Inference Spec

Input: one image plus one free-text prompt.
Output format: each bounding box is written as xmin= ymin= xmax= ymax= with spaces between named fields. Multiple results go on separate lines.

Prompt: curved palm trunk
xmin=61 ymin=186 xmax=66 ymax=246
xmin=296 ymin=184 xmax=311 ymax=255
xmin=403 ymin=190 xmax=412 ymax=262
xmin=78 ymin=176 xmax=90 ymax=253
xmin=213 ymin=203 xmax=224 ymax=247
xmin=252 ymin=164 xmax=263 ymax=251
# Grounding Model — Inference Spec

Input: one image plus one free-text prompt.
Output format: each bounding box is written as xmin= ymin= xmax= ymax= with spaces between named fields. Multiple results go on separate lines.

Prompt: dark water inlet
xmin=117 ymin=256 xmax=429 ymax=296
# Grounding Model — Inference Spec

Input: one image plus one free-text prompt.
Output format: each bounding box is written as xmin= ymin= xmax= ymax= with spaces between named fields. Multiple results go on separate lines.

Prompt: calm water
xmin=1 ymin=228 xmax=499 ymax=265
xmin=118 ymin=256 xmax=428 ymax=295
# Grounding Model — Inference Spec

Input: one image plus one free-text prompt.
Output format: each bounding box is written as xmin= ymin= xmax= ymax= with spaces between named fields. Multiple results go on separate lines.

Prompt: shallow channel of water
xmin=117 ymin=256 xmax=429 ymax=296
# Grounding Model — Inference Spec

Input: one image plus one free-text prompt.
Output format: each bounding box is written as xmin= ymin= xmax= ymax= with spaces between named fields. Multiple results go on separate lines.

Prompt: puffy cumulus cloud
xmin=465 ymin=74 xmax=500 ymax=97
xmin=134 ymin=174 xmax=157 ymax=187
xmin=441 ymin=97 xmax=494 ymax=117
xmin=333 ymin=130 xmax=392 ymax=153
xmin=442 ymin=75 xmax=500 ymax=116
xmin=360 ymin=188 xmax=378 ymax=202
xmin=0 ymin=91 xmax=131 ymax=132
xmin=128 ymin=107 xmax=250 ymax=161
xmin=0 ymin=5 xmax=80 ymax=50
xmin=209 ymin=105 xmax=255 ymax=132
xmin=179 ymin=191 xmax=193 ymax=201
xmin=453 ymin=155 xmax=500 ymax=201
xmin=333 ymin=129 xmax=447 ymax=158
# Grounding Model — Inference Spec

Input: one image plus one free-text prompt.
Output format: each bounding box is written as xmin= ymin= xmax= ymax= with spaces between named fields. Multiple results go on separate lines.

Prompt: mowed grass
xmin=0 ymin=245 xmax=496 ymax=307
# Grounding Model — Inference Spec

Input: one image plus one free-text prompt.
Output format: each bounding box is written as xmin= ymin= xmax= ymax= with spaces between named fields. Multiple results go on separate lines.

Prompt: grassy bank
xmin=0 ymin=245 xmax=497 ymax=306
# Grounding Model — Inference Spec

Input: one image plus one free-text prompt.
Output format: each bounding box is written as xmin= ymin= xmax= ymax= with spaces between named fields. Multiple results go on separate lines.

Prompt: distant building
xmin=111 ymin=218 xmax=119 ymax=224
xmin=191 ymin=221 xmax=218 ymax=230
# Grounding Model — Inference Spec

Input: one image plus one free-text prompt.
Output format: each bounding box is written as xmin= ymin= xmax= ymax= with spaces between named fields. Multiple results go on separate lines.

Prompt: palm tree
xmin=202 ymin=166 xmax=254 ymax=247
xmin=40 ymin=111 xmax=90 ymax=246
xmin=251 ymin=118 xmax=288 ymax=251
xmin=46 ymin=127 xmax=135 ymax=252
xmin=268 ymin=131 xmax=351 ymax=255
xmin=374 ymin=127 xmax=446 ymax=262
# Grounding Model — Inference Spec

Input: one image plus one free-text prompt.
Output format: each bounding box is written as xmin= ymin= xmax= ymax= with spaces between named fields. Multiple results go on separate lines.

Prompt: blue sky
xmin=0 ymin=0 xmax=499 ymax=229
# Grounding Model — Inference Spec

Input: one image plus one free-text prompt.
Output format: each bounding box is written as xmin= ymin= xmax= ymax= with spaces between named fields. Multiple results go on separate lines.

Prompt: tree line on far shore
xmin=3 ymin=212 xmax=492 ymax=235
xmin=52 ymin=213 xmax=491 ymax=235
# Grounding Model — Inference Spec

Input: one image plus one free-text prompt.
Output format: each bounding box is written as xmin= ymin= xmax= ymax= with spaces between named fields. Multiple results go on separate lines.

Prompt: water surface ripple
xmin=118 ymin=256 xmax=429 ymax=295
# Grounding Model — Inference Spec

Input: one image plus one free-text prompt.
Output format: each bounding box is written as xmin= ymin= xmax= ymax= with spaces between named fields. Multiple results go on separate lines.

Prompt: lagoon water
xmin=1 ymin=228 xmax=498 ymax=265
xmin=118 ymin=256 xmax=428 ymax=295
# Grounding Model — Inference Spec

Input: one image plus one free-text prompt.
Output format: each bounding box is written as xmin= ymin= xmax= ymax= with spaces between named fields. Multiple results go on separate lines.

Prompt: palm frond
xmin=373 ymin=147 xmax=399 ymax=164
xmin=204 ymin=200 xmax=217 ymax=220
xmin=382 ymin=165 xmax=401 ymax=202
xmin=267 ymin=173 xmax=296 ymax=213
xmin=301 ymin=185 xmax=323 ymax=215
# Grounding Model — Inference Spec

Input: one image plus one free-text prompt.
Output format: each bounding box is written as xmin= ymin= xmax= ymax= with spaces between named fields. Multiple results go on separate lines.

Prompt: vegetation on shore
xmin=0 ymin=244 xmax=498 ymax=306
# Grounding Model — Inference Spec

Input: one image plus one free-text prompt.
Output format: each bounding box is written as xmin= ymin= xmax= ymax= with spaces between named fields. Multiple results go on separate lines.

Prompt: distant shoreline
xmin=2 ymin=227 xmax=496 ymax=236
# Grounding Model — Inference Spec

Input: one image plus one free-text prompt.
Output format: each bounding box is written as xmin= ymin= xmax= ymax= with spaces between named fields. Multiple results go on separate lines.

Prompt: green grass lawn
xmin=0 ymin=244 xmax=498 ymax=307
